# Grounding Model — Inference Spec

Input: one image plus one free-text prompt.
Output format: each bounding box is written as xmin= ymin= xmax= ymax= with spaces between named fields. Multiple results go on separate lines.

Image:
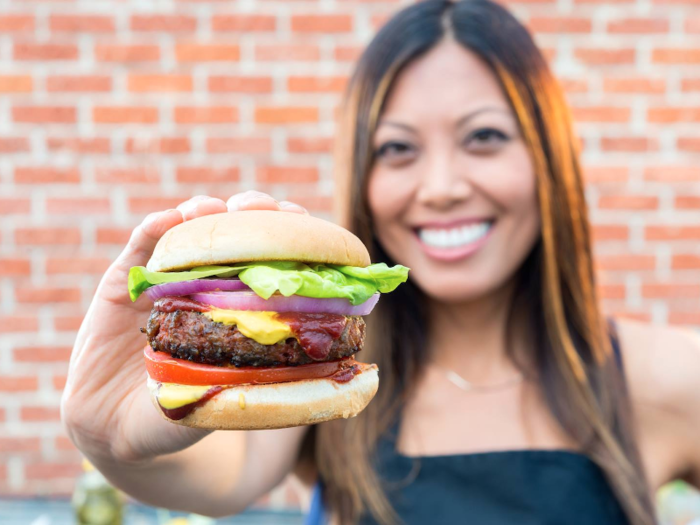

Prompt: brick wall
xmin=0 ymin=0 xmax=698 ymax=509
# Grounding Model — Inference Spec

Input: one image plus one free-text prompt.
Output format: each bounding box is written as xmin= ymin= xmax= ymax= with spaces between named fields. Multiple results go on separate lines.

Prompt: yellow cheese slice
xmin=202 ymin=309 xmax=293 ymax=345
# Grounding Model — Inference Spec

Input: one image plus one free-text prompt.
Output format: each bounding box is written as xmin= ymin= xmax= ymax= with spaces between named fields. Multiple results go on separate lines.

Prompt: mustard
xmin=202 ymin=309 xmax=293 ymax=345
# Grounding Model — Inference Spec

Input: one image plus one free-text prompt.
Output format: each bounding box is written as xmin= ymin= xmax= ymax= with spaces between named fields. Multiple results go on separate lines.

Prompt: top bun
xmin=147 ymin=211 xmax=371 ymax=272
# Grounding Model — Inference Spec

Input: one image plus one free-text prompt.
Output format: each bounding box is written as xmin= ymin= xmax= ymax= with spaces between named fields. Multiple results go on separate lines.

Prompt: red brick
xmin=595 ymin=255 xmax=656 ymax=271
xmin=0 ymin=437 xmax=41 ymax=454
xmin=600 ymin=137 xmax=658 ymax=152
xmin=288 ymin=76 xmax=348 ymax=93
xmin=0 ymin=376 xmax=37 ymax=392
xmin=0 ymin=198 xmax=31 ymax=214
xmin=598 ymin=195 xmax=658 ymax=210
xmin=669 ymin=312 xmax=700 ymax=325
xmin=54 ymin=316 xmax=84 ymax=332
xmin=46 ymin=198 xmax=111 ymax=214
xmin=15 ymin=287 xmax=81 ymax=304
xmin=255 ymin=106 xmax=318 ymax=124
xmin=686 ymin=18 xmax=700 ymax=33
xmin=128 ymin=74 xmax=192 ymax=92
xmin=125 ymin=137 xmax=190 ymax=154
xmin=14 ymin=42 xmax=78 ymax=61
xmin=675 ymin=196 xmax=700 ymax=209
xmin=13 ymin=106 xmax=76 ymax=123
xmin=95 ymin=44 xmax=160 ymax=62
xmin=47 ymin=75 xmax=111 ymax=92
xmin=94 ymin=106 xmax=158 ymax=124
xmin=528 ymin=17 xmax=591 ymax=33
xmin=0 ymin=258 xmax=31 ymax=276
xmin=642 ymin=283 xmax=700 ymax=298
xmin=291 ymin=15 xmax=352 ymax=33
xmin=55 ymin=436 xmax=76 ymax=452
xmin=559 ymin=78 xmax=588 ymax=94
xmin=285 ymin=194 xmax=333 ymax=212
xmin=682 ymin=79 xmax=700 ymax=92
xmin=206 ymin=137 xmax=271 ymax=154
xmin=0 ymin=137 xmax=30 ymax=152
xmin=574 ymin=48 xmax=635 ymax=65
xmin=287 ymin=137 xmax=334 ymax=154
xmin=0 ymin=316 xmax=38 ymax=333
xmin=571 ymin=106 xmax=630 ymax=123
xmin=15 ymin=228 xmax=81 ymax=245
xmin=128 ymin=197 xmax=189 ymax=213
xmin=653 ymin=48 xmax=700 ymax=64
xmin=131 ymin=15 xmax=197 ymax=33
xmin=256 ymin=166 xmax=318 ymax=183
xmin=14 ymin=167 xmax=80 ymax=184
xmin=95 ymin=167 xmax=160 ymax=183
xmin=603 ymin=77 xmax=666 ymax=94
xmin=175 ymin=43 xmax=240 ymax=62
xmin=53 ymin=375 xmax=68 ymax=390
xmin=592 ymin=224 xmax=629 ymax=241
xmin=209 ymin=76 xmax=272 ymax=93
xmin=334 ymin=46 xmax=362 ymax=62
xmin=212 ymin=15 xmax=276 ymax=31
xmin=47 ymin=137 xmax=110 ymax=154
xmin=0 ymin=15 xmax=34 ymax=32
xmin=25 ymin=462 xmax=82 ymax=480
xmin=678 ymin=137 xmax=700 ymax=152
xmin=174 ymin=106 xmax=238 ymax=124
xmin=46 ymin=257 xmax=111 ymax=274
xmin=645 ymin=226 xmax=700 ymax=241
xmin=607 ymin=18 xmax=669 ymax=33
xmin=598 ymin=284 xmax=625 ymax=300
xmin=0 ymin=75 xmax=33 ymax=93
xmin=14 ymin=346 xmax=72 ymax=363
xmin=50 ymin=15 xmax=115 ymax=33
xmin=176 ymin=167 xmax=240 ymax=183
xmin=644 ymin=166 xmax=700 ymax=181
xmin=96 ymin=228 xmax=131 ymax=245
xmin=255 ymin=44 xmax=320 ymax=61
xmin=672 ymin=255 xmax=700 ymax=269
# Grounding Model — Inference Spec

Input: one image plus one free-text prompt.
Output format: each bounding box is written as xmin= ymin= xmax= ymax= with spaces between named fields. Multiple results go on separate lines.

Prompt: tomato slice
xmin=144 ymin=345 xmax=355 ymax=386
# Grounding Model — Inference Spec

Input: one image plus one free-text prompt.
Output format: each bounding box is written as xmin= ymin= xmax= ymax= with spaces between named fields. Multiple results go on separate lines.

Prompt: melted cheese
xmin=202 ymin=309 xmax=293 ymax=345
xmin=157 ymin=382 xmax=212 ymax=410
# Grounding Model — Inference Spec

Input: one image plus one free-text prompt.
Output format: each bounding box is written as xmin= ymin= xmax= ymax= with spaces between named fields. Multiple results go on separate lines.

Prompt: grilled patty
xmin=143 ymin=309 xmax=365 ymax=367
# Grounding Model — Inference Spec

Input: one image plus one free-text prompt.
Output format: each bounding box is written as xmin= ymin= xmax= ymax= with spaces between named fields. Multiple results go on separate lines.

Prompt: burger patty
xmin=143 ymin=309 xmax=365 ymax=367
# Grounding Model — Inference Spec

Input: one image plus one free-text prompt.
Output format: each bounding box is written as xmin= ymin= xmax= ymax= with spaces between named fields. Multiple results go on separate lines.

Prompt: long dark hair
xmin=307 ymin=1 xmax=656 ymax=524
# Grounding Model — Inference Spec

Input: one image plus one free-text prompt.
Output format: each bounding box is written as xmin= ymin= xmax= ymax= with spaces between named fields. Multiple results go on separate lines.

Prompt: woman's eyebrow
xmin=378 ymin=106 xmax=511 ymax=134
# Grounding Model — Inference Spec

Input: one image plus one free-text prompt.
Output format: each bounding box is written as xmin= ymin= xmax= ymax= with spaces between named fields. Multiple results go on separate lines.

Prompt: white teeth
xmin=418 ymin=222 xmax=491 ymax=249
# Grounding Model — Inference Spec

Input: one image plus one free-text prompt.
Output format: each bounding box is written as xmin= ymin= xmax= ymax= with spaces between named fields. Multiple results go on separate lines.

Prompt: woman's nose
xmin=415 ymin=156 xmax=473 ymax=210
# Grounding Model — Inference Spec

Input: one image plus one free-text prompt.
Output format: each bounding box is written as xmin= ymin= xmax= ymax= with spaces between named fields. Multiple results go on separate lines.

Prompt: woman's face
xmin=368 ymin=40 xmax=540 ymax=303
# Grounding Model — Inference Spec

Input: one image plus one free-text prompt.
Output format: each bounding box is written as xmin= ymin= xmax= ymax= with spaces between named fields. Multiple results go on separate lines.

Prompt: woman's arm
xmin=616 ymin=319 xmax=700 ymax=489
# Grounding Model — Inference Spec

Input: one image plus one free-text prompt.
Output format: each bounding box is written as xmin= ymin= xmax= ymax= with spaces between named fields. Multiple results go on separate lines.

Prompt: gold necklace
xmin=433 ymin=364 xmax=525 ymax=393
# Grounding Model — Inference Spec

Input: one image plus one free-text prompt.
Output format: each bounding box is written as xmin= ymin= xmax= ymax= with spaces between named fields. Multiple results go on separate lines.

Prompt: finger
xmin=279 ymin=201 xmax=309 ymax=215
xmin=176 ymin=196 xmax=227 ymax=221
xmin=227 ymin=191 xmax=281 ymax=212
xmin=119 ymin=208 xmax=184 ymax=271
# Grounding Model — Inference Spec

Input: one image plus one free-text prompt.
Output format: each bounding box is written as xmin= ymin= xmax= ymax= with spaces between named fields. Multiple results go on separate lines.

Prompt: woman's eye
xmin=464 ymin=128 xmax=509 ymax=152
xmin=374 ymin=141 xmax=415 ymax=159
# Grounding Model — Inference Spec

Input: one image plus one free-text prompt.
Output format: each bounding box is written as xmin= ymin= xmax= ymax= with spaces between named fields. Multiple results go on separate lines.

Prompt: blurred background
xmin=0 ymin=0 xmax=699 ymax=523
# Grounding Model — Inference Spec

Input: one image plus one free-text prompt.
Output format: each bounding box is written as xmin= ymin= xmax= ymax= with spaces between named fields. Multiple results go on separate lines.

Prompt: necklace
xmin=433 ymin=364 xmax=525 ymax=393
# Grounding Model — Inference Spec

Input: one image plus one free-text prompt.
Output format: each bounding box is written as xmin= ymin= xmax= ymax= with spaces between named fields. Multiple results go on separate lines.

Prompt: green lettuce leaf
xmin=128 ymin=261 xmax=409 ymax=305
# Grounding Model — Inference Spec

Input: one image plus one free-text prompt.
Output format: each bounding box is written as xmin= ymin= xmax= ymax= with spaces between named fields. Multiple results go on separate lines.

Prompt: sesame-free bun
xmin=147 ymin=363 xmax=379 ymax=430
xmin=147 ymin=211 xmax=371 ymax=272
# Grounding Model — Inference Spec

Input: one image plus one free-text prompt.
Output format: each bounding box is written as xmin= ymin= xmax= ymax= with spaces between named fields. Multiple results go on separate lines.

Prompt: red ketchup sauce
xmin=275 ymin=312 xmax=347 ymax=361
xmin=329 ymin=363 xmax=361 ymax=383
xmin=157 ymin=385 xmax=226 ymax=421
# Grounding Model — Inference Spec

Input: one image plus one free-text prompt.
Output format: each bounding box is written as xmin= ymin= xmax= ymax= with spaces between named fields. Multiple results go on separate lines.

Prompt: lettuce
xmin=128 ymin=261 xmax=409 ymax=305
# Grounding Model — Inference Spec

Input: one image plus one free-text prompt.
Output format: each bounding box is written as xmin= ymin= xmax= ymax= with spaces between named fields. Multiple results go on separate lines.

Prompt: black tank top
xmin=306 ymin=334 xmax=630 ymax=525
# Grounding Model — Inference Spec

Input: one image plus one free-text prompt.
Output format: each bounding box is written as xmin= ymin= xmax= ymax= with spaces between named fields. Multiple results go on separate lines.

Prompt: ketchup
xmin=157 ymin=385 xmax=225 ymax=421
xmin=329 ymin=363 xmax=361 ymax=383
xmin=275 ymin=312 xmax=347 ymax=361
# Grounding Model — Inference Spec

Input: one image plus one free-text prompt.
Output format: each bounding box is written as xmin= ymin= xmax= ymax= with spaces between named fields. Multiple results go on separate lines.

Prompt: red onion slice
xmin=144 ymin=279 xmax=250 ymax=302
xmin=190 ymin=291 xmax=380 ymax=316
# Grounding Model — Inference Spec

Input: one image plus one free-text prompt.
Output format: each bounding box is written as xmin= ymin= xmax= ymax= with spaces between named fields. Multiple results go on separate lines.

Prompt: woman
xmin=62 ymin=1 xmax=700 ymax=524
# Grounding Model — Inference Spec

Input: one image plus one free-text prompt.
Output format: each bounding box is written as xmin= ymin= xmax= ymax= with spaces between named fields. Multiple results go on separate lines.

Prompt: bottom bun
xmin=147 ymin=362 xmax=379 ymax=430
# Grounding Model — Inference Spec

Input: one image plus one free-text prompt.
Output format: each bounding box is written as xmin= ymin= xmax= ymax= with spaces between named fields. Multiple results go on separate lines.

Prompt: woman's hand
xmin=61 ymin=192 xmax=308 ymax=465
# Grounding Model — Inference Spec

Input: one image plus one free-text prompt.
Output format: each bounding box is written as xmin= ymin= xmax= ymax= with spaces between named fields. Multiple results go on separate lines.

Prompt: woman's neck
xmin=426 ymin=280 xmax=527 ymax=383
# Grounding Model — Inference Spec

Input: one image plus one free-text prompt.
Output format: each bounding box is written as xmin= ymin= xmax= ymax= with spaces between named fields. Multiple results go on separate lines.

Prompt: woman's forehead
xmin=380 ymin=40 xmax=511 ymax=125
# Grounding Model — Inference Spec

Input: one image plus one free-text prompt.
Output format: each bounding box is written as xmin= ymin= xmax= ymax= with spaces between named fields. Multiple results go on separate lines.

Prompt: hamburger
xmin=128 ymin=210 xmax=408 ymax=430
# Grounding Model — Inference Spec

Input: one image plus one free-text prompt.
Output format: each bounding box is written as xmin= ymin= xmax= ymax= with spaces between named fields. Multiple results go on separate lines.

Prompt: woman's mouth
xmin=415 ymin=220 xmax=494 ymax=261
